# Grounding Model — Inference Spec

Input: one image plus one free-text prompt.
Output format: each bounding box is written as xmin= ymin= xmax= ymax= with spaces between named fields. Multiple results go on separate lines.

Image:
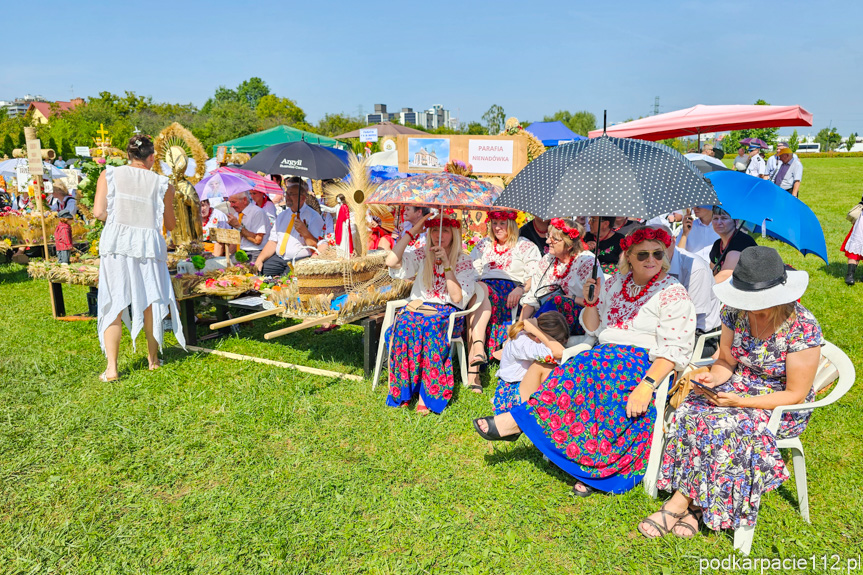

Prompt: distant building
xmin=27 ymin=98 xmax=84 ymax=124
xmin=366 ymin=103 xmax=452 ymax=130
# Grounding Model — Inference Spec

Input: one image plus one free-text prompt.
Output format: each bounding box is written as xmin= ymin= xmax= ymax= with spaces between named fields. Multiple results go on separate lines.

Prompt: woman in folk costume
xmin=384 ymin=211 xmax=478 ymax=414
xmin=520 ymin=218 xmax=597 ymax=336
xmin=841 ymin=192 xmax=863 ymax=285
xmin=93 ymin=135 xmax=186 ymax=382
xmin=465 ymin=210 xmax=542 ymax=391
xmin=474 ymin=226 xmax=696 ymax=496
xmin=367 ymin=204 xmax=396 ymax=251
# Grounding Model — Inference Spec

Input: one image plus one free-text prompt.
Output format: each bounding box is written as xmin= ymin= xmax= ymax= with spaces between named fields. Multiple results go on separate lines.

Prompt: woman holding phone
xmin=640 ymin=246 xmax=823 ymax=540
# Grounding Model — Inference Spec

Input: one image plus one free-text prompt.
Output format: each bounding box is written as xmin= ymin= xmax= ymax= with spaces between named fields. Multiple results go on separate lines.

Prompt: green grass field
xmin=1 ymin=158 xmax=862 ymax=574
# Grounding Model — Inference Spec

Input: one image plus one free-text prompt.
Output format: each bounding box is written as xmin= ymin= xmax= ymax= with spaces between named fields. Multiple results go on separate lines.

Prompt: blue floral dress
xmin=657 ymin=303 xmax=824 ymax=530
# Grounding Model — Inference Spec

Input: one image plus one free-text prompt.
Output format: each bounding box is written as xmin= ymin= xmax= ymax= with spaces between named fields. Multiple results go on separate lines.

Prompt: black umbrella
xmin=242 ymin=141 xmax=349 ymax=180
xmin=683 ymin=153 xmax=731 ymax=174
xmin=494 ymin=135 xmax=719 ymax=220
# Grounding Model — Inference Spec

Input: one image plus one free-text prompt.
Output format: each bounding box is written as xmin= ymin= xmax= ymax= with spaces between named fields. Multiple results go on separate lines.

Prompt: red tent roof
xmin=588 ymin=105 xmax=813 ymax=141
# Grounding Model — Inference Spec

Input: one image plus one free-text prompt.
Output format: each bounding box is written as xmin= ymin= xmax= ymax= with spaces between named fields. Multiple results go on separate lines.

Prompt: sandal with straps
xmin=671 ymin=506 xmax=703 ymax=539
xmin=469 ymin=340 xmax=488 ymax=367
xmin=466 ymin=368 xmax=483 ymax=393
xmin=637 ymin=502 xmax=688 ymax=539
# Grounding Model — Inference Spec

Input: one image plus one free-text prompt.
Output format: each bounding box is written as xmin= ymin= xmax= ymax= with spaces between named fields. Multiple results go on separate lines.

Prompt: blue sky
xmin=4 ymin=0 xmax=862 ymax=136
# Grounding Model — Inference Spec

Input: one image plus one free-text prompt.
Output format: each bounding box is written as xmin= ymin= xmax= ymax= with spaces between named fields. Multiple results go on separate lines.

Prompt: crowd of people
xmin=80 ymin=135 xmax=831 ymax=546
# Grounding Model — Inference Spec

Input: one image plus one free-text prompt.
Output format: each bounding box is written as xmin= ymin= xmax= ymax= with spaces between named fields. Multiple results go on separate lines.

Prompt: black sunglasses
xmin=634 ymin=250 xmax=665 ymax=262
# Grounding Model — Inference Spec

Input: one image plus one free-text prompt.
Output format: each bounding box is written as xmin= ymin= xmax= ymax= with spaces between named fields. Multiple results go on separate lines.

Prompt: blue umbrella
xmin=705 ymin=171 xmax=828 ymax=263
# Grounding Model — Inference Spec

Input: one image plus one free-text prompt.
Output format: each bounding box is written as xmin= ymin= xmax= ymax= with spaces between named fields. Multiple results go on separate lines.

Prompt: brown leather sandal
xmin=637 ymin=502 xmax=688 ymax=539
xmin=671 ymin=507 xmax=703 ymax=539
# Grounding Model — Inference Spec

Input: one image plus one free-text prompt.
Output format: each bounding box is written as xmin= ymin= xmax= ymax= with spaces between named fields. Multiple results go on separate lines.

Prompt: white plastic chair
xmin=733 ymin=341 xmax=855 ymax=555
xmin=371 ymin=297 xmax=482 ymax=390
xmin=690 ymin=329 xmax=721 ymax=368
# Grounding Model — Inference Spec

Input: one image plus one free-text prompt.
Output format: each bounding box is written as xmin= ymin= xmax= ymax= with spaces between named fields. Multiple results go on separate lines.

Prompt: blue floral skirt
xmin=485 ymin=279 xmax=519 ymax=352
xmin=536 ymin=294 xmax=585 ymax=336
xmin=385 ymin=303 xmax=465 ymax=414
xmin=510 ymin=344 xmax=653 ymax=494
xmin=492 ymin=377 xmax=522 ymax=415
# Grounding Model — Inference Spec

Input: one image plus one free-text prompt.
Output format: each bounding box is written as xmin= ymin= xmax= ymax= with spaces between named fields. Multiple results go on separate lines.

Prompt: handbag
xmin=668 ymin=367 xmax=710 ymax=409
xmin=405 ymin=299 xmax=440 ymax=317
xmin=536 ymin=284 xmax=566 ymax=308
xmin=847 ymin=203 xmax=863 ymax=223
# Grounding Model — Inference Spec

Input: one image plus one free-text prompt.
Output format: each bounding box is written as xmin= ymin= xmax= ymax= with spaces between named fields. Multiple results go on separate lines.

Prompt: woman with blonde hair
xmin=520 ymin=218 xmax=595 ymax=336
xmin=384 ymin=211 xmax=478 ymax=414
xmin=474 ymin=226 xmax=696 ymax=497
xmin=466 ymin=210 xmax=542 ymax=390
xmin=641 ymin=246 xmax=823 ymax=540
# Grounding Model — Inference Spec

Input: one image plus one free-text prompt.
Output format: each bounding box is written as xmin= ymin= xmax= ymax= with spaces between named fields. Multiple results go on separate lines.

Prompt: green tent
xmin=213 ymin=125 xmax=346 ymax=156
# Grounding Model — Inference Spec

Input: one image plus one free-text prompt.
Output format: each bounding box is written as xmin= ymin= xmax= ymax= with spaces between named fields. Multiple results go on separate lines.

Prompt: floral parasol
xmin=366 ymin=173 xmax=502 ymax=210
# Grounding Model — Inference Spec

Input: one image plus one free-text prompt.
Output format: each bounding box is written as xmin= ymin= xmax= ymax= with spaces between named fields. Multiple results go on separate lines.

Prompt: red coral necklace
xmin=552 ymin=256 xmax=574 ymax=280
xmin=621 ymin=272 xmax=661 ymax=302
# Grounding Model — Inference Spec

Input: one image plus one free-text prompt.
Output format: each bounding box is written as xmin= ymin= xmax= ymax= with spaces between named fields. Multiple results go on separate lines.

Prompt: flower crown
xmin=549 ymin=218 xmax=581 ymax=240
xmin=620 ymin=227 xmax=673 ymax=251
xmin=425 ymin=217 xmax=460 ymax=229
xmin=488 ymin=210 xmax=517 ymax=221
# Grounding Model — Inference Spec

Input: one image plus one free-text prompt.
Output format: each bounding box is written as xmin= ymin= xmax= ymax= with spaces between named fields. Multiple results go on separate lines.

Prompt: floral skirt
xmin=510 ymin=344 xmax=653 ymax=493
xmin=385 ymin=303 xmax=464 ymax=414
xmin=656 ymin=391 xmax=790 ymax=531
xmin=485 ymin=279 xmax=519 ymax=351
xmin=492 ymin=377 xmax=522 ymax=415
xmin=536 ymin=294 xmax=585 ymax=336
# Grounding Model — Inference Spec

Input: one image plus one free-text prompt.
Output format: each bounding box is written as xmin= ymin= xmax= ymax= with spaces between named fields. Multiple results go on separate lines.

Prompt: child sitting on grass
xmin=492 ymin=311 xmax=569 ymax=414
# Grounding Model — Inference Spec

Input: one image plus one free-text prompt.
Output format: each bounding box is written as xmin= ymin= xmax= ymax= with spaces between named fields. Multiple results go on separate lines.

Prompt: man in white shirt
xmin=744 ymin=144 xmax=766 ymax=178
xmin=255 ymin=178 xmax=325 ymax=277
xmin=226 ymin=190 xmax=270 ymax=261
xmin=676 ymin=206 xmax=719 ymax=262
xmin=663 ymin=228 xmax=721 ymax=356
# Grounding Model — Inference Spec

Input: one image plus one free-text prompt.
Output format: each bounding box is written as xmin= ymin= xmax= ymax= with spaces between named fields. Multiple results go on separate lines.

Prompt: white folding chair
xmin=371 ymin=298 xmax=482 ymax=389
xmin=733 ymin=341 xmax=855 ymax=555
xmin=690 ymin=329 xmax=721 ymax=368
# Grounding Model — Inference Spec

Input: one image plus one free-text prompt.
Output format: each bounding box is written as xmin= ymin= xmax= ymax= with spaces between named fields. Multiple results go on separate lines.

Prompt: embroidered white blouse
xmin=579 ymin=273 xmax=696 ymax=370
xmin=471 ymin=236 xmax=542 ymax=283
xmin=521 ymin=251 xmax=597 ymax=309
xmin=389 ymin=247 xmax=478 ymax=309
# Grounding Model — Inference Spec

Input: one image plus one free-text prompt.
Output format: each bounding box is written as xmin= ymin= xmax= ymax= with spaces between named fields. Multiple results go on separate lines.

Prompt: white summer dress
xmin=97 ymin=165 xmax=186 ymax=352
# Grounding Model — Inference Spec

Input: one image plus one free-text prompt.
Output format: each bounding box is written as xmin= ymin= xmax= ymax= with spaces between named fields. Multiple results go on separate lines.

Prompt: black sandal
xmin=472 ymin=416 xmax=521 ymax=442
xmin=466 ymin=369 xmax=483 ymax=393
xmin=469 ymin=340 xmax=488 ymax=367
xmin=637 ymin=502 xmax=688 ymax=539
xmin=572 ymin=480 xmax=595 ymax=498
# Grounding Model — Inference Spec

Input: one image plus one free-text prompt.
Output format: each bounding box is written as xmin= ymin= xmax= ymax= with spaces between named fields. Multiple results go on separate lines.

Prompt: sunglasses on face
xmin=634 ymin=250 xmax=665 ymax=262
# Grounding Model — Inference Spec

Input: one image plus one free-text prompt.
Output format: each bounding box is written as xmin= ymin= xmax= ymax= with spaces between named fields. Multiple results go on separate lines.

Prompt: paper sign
xmin=468 ymin=139 xmax=514 ymax=174
xmin=16 ymin=164 xmax=29 ymax=193
xmin=359 ymin=128 xmax=379 ymax=143
xmin=74 ymin=146 xmax=91 ymax=157
xmin=216 ymin=146 xmax=227 ymax=163
xmin=26 ymin=140 xmax=43 ymax=176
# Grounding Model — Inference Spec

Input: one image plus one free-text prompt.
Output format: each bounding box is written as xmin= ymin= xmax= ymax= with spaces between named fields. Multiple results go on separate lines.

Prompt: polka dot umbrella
xmin=493 ymin=135 xmax=719 ymax=220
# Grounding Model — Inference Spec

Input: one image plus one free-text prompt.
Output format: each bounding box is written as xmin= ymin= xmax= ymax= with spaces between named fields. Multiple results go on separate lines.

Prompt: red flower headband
xmin=549 ymin=218 xmax=581 ymax=240
xmin=620 ymin=227 xmax=673 ymax=251
xmin=488 ymin=210 xmax=517 ymax=221
xmin=425 ymin=217 xmax=461 ymax=229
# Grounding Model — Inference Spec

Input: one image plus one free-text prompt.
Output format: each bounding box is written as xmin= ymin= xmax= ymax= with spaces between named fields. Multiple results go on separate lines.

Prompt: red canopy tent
xmin=587 ymin=105 xmax=813 ymax=142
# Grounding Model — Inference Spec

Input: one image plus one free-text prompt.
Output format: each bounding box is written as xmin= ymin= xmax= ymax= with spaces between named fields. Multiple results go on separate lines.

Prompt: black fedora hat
xmin=713 ymin=246 xmax=808 ymax=310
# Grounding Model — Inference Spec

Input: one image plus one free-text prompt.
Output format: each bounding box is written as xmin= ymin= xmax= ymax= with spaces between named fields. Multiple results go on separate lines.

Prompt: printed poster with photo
xmin=407 ymin=138 xmax=449 ymax=171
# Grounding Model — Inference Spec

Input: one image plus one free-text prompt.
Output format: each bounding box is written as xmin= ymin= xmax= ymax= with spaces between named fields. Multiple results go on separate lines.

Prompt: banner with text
xmin=396 ymin=135 xmax=527 ymax=177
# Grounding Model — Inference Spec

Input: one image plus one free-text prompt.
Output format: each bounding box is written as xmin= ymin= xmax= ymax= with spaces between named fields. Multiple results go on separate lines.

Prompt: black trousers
xmin=260 ymin=255 xmax=289 ymax=277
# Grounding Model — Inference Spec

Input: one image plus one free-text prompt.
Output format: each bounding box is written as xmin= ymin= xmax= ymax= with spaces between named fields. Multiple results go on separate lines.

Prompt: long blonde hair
xmin=487 ymin=217 xmax=519 ymax=249
xmin=507 ymin=311 xmax=569 ymax=345
xmin=422 ymin=220 xmax=464 ymax=290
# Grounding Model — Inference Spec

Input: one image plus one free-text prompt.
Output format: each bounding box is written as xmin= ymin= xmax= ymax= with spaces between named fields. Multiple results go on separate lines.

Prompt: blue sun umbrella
xmin=705 ymin=171 xmax=828 ymax=263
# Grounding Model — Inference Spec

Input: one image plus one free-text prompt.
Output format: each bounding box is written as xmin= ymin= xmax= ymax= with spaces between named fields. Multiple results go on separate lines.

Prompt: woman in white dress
xmin=93 ymin=136 xmax=186 ymax=381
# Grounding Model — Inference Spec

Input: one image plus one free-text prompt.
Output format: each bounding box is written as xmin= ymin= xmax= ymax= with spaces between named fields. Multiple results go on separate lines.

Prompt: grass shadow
xmin=0 ymin=263 xmax=31 ymax=285
xmin=820 ymin=262 xmax=851 ymax=280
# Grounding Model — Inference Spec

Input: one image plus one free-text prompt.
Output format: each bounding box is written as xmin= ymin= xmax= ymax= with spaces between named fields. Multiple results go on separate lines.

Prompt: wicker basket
xmin=212 ymin=227 xmax=241 ymax=245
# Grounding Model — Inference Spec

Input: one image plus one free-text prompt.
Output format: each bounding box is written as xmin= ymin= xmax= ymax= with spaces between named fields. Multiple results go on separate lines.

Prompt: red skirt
xmin=841 ymin=227 xmax=863 ymax=260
